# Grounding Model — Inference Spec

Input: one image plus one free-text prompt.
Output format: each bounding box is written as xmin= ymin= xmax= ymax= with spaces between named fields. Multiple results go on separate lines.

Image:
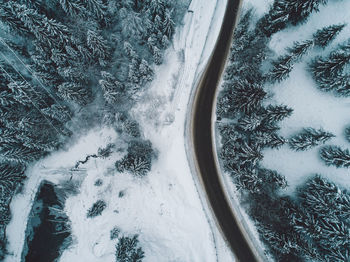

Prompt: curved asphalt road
xmin=189 ymin=0 xmax=261 ymax=261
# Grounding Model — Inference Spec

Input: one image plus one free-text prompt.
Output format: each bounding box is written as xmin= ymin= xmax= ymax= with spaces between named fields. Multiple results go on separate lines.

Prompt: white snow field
xmin=5 ymin=0 xmax=235 ymax=261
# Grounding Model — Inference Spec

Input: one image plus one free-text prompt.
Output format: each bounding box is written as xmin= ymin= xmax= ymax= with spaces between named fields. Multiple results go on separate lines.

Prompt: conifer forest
xmin=217 ymin=0 xmax=350 ymax=261
xmin=1 ymin=0 xmax=350 ymax=261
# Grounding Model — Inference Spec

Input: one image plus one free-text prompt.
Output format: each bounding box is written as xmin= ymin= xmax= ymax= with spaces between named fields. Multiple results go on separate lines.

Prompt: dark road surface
xmin=190 ymin=0 xmax=261 ymax=261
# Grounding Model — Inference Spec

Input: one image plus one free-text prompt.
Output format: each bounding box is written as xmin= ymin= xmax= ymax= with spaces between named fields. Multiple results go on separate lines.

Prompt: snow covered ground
xmin=261 ymin=0 xmax=350 ymax=193
xmin=5 ymin=0 xmax=235 ymax=261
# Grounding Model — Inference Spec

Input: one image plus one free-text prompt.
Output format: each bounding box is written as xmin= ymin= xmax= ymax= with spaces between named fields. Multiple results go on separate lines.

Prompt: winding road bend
xmin=189 ymin=0 xmax=261 ymax=261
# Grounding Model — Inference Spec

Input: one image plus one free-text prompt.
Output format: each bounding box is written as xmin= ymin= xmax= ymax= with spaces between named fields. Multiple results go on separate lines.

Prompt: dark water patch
xmin=22 ymin=181 xmax=71 ymax=262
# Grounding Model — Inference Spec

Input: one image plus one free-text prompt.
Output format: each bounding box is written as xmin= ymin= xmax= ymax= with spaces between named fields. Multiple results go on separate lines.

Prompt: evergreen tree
xmin=0 ymin=3 xmax=30 ymax=34
xmin=115 ymin=235 xmax=144 ymax=262
xmin=288 ymin=40 xmax=313 ymax=59
xmin=0 ymin=143 xmax=44 ymax=164
xmin=288 ymin=0 xmax=328 ymax=25
xmin=149 ymin=0 xmax=166 ymax=20
xmin=345 ymin=126 xmax=350 ymax=143
xmin=81 ymin=0 xmax=107 ymax=22
xmin=152 ymin=46 xmax=163 ymax=65
xmin=258 ymin=0 xmax=328 ymax=36
xmin=231 ymin=81 xmax=266 ymax=114
xmin=59 ymin=0 xmax=85 ymax=17
xmin=314 ymin=71 xmax=350 ymax=96
xmin=87 ymin=200 xmax=106 ymax=218
xmin=310 ymin=51 xmax=350 ymax=79
xmin=263 ymin=104 xmax=293 ymax=122
xmin=268 ymin=55 xmax=294 ymax=83
xmin=162 ymin=10 xmax=174 ymax=38
xmin=313 ymin=24 xmax=346 ymax=48
xmin=0 ymin=163 xmax=25 ymax=199
xmin=238 ymin=142 xmax=263 ymax=167
xmin=87 ymin=30 xmax=110 ymax=64
xmin=99 ymin=71 xmax=122 ymax=104
xmin=253 ymin=132 xmax=286 ymax=149
xmin=238 ymin=114 xmax=263 ymax=131
xmin=319 ymin=145 xmax=350 ymax=168
xmin=57 ymin=82 xmax=92 ymax=105
xmin=120 ymin=9 xmax=145 ymax=40
xmin=115 ymin=140 xmax=153 ymax=177
xmin=116 ymin=154 xmax=151 ymax=177
xmin=289 ymin=128 xmax=334 ymax=151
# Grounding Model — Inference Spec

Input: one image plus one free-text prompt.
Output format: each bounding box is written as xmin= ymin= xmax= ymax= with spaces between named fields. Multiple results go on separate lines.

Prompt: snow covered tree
xmin=116 ymin=154 xmax=151 ymax=177
xmin=87 ymin=200 xmax=106 ymax=218
xmin=259 ymin=0 xmax=328 ymax=36
xmin=139 ymin=59 xmax=154 ymax=84
xmin=258 ymin=224 xmax=297 ymax=256
xmin=121 ymin=119 xmax=141 ymax=138
xmin=0 ymin=143 xmax=44 ymax=164
xmin=57 ymin=82 xmax=92 ymax=105
xmin=345 ymin=127 xmax=350 ymax=144
xmin=231 ymin=81 xmax=266 ymax=114
xmin=59 ymin=0 xmax=85 ymax=17
xmin=81 ymin=0 xmax=107 ymax=22
xmin=115 ymin=235 xmax=144 ymax=262
xmin=152 ymin=46 xmax=163 ymax=65
xmin=87 ymin=30 xmax=110 ymax=64
xmin=319 ymin=145 xmax=350 ymax=168
xmin=123 ymin=42 xmax=137 ymax=58
xmin=313 ymin=71 xmax=350 ymax=96
xmin=120 ymin=8 xmax=145 ymax=40
xmin=238 ymin=114 xmax=263 ymax=131
xmin=162 ymin=10 xmax=174 ymax=38
xmin=148 ymin=0 xmax=166 ymax=20
xmin=233 ymin=167 xmax=264 ymax=193
xmin=99 ymin=71 xmax=123 ymax=104
xmin=289 ymin=128 xmax=334 ymax=151
xmin=268 ymin=55 xmax=293 ymax=83
xmin=258 ymin=168 xmax=288 ymax=191
xmin=263 ymin=104 xmax=293 ymax=122
xmin=115 ymin=140 xmax=154 ymax=177
xmin=258 ymin=0 xmax=290 ymax=36
xmin=237 ymin=142 xmax=263 ymax=167
xmin=288 ymin=40 xmax=313 ymax=59
xmin=110 ymin=227 xmax=120 ymax=240
xmin=253 ymin=132 xmax=286 ymax=149
xmin=310 ymin=52 xmax=350 ymax=78
xmin=288 ymin=0 xmax=328 ymax=25
xmin=0 ymin=3 xmax=29 ymax=34
xmin=0 ymin=163 xmax=25 ymax=199
xmin=313 ymin=24 xmax=346 ymax=48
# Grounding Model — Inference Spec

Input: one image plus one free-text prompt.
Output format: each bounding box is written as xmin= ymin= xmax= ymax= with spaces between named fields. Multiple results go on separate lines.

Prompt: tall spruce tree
xmin=320 ymin=145 xmax=350 ymax=168
xmin=289 ymin=128 xmax=334 ymax=151
xmin=313 ymin=24 xmax=346 ymax=48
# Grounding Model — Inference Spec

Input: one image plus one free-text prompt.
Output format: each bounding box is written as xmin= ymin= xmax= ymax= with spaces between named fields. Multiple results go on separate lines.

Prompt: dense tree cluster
xmin=253 ymin=175 xmax=350 ymax=261
xmin=115 ymin=140 xmax=154 ymax=177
